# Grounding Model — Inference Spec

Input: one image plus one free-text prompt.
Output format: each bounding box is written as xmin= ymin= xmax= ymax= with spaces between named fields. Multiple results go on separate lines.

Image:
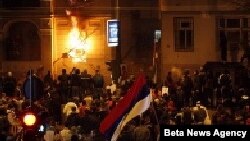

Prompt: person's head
xmin=83 ymin=69 xmax=87 ymax=74
xmin=0 ymin=107 xmax=7 ymax=116
xmin=68 ymin=98 xmax=73 ymax=102
xmin=108 ymin=97 xmax=112 ymax=101
xmin=199 ymin=66 xmax=203 ymax=71
xmin=167 ymin=71 xmax=172 ymax=76
xmin=71 ymin=134 xmax=78 ymax=141
xmin=194 ymin=70 xmax=199 ymax=75
xmin=7 ymin=71 xmax=12 ymax=77
xmin=196 ymin=101 xmax=201 ymax=107
xmin=133 ymin=115 xmax=141 ymax=126
xmin=75 ymin=69 xmax=80 ymax=75
xmin=217 ymin=104 xmax=223 ymax=111
xmin=71 ymin=106 xmax=77 ymax=113
xmin=26 ymin=70 xmax=34 ymax=77
xmin=95 ymin=70 xmax=99 ymax=74
xmin=81 ymin=100 xmax=86 ymax=106
xmin=62 ymin=69 xmax=67 ymax=74
xmin=184 ymin=69 xmax=190 ymax=76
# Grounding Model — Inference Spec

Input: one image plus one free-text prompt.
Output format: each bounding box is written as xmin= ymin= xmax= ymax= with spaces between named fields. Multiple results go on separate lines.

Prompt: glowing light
xmin=67 ymin=16 xmax=89 ymax=62
xmin=23 ymin=113 xmax=36 ymax=126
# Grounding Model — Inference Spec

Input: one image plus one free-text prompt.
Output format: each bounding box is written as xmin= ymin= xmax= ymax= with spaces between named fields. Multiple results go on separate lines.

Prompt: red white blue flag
xmin=99 ymin=73 xmax=152 ymax=141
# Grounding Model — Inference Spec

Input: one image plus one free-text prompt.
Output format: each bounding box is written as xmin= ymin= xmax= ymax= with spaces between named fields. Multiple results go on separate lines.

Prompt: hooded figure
xmin=23 ymin=70 xmax=44 ymax=101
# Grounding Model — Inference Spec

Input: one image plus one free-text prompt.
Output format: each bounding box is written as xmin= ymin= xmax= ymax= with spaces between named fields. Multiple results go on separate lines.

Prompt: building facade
xmin=160 ymin=0 xmax=250 ymax=81
xmin=0 ymin=0 xmax=160 ymax=84
xmin=0 ymin=0 xmax=115 ymax=82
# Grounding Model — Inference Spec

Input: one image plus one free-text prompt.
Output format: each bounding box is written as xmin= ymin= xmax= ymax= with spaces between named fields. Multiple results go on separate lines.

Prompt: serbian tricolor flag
xmin=99 ymin=73 xmax=152 ymax=141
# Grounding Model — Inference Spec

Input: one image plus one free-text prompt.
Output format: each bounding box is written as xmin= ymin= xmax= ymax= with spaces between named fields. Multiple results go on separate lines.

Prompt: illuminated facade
xmin=2 ymin=0 xmax=249 ymax=84
xmin=0 ymin=0 xmax=160 ymax=83
xmin=51 ymin=0 xmax=113 ymax=80
xmin=0 ymin=0 xmax=114 ymax=81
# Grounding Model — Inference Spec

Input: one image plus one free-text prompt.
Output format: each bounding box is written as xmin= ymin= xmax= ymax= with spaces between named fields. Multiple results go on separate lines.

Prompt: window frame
xmin=217 ymin=17 xmax=250 ymax=51
xmin=174 ymin=17 xmax=194 ymax=52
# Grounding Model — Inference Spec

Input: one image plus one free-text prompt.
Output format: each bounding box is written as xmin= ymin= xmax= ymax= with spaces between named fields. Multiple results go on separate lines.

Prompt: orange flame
xmin=67 ymin=16 xmax=87 ymax=62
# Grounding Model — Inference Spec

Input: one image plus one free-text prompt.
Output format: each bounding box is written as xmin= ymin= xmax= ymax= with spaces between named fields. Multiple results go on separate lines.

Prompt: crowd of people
xmin=156 ymin=67 xmax=250 ymax=125
xmin=0 ymin=67 xmax=109 ymax=141
xmin=0 ymin=65 xmax=249 ymax=141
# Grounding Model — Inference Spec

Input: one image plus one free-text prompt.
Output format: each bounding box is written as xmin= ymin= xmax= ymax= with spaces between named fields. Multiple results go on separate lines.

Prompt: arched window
xmin=4 ymin=21 xmax=41 ymax=61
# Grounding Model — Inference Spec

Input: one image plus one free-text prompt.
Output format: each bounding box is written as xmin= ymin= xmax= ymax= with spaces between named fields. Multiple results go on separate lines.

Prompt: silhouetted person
xmin=65 ymin=107 xmax=80 ymax=129
xmin=70 ymin=69 xmax=81 ymax=99
xmin=165 ymin=71 xmax=176 ymax=98
xmin=23 ymin=70 xmax=44 ymax=101
xmin=181 ymin=70 xmax=193 ymax=106
xmin=43 ymin=70 xmax=53 ymax=88
xmin=80 ymin=69 xmax=92 ymax=97
xmin=92 ymin=70 xmax=104 ymax=99
xmin=219 ymin=70 xmax=232 ymax=106
xmin=58 ymin=69 xmax=69 ymax=103
xmin=0 ymin=108 xmax=9 ymax=141
xmin=3 ymin=72 xmax=17 ymax=97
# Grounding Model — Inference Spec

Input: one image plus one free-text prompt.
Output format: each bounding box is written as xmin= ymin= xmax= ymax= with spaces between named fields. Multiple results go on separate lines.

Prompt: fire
xmin=68 ymin=27 xmax=84 ymax=49
xmin=67 ymin=16 xmax=88 ymax=62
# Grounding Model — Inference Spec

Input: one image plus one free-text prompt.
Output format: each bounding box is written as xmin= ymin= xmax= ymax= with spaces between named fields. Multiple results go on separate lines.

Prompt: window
xmin=174 ymin=17 xmax=194 ymax=51
xmin=243 ymin=18 xmax=250 ymax=28
xmin=227 ymin=19 xmax=240 ymax=28
xmin=219 ymin=18 xmax=241 ymax=28
xmin=218 ymin=17 xmax=250 ymax=62
xmin=218 ymin=18 xmax=250 ymax=49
